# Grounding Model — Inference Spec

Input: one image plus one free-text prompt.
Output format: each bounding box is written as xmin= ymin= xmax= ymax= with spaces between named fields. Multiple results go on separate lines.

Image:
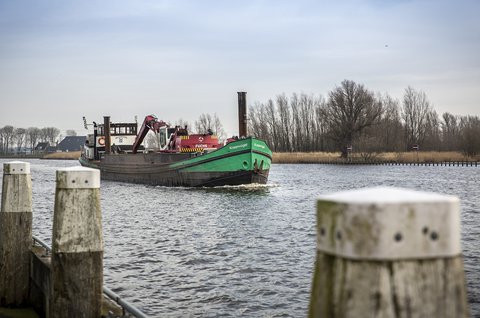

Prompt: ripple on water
xmin=1 ymin=160 xmax=479 ymax=317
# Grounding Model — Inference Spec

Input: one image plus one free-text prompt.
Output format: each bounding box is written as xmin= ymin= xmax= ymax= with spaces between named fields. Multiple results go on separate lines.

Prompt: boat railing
xmin=32 ymin=235 xmax=149 ymax=318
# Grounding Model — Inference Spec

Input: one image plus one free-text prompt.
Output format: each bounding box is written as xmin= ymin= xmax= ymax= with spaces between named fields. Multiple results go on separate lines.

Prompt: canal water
xmin=0 ymin=159 xmax=479 ymax=317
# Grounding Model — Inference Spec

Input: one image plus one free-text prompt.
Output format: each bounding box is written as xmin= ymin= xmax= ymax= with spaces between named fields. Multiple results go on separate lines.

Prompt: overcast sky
xmin=1 ymin=0 xmax=479 ymax=137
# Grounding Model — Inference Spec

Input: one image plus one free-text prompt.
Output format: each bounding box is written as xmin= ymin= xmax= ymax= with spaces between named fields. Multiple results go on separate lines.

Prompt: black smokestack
xmin=104 ymin=116 xmax=111 ymax=154
xmin=237 ymin=92 xmax=247 ymax=138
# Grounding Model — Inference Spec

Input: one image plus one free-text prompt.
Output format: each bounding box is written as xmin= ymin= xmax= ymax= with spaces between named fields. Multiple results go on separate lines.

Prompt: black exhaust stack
xmin=104 ymin=116 xmax=111 ymax=154
xmin=237 ymin=92 xmax=247 ymax=138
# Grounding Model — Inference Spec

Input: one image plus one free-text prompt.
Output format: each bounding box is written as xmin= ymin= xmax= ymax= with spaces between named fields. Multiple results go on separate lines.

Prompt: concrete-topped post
xmin=309 ymin=187 xmax=469 ymax=318
xmin=0 ymin=161 xmax=32 ymax=306
xmin=50 ymin=167 xmax=103 ymax=318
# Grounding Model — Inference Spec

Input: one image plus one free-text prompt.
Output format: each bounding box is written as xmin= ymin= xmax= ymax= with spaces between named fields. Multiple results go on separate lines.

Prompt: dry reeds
xmin=43 ymin=151 xmax=81 ymax=160
xmin=272 ymin=151 xmax=479 ymax=164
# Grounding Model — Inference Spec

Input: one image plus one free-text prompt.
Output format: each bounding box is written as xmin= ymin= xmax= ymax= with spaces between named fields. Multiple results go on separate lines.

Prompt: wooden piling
xmin=309 ymin=187 xmax=469 ymax=318
xmin=50 ymin=167 xmax=103 ymax=318
xmin=0 ymin=161 xmax=32 ymax=306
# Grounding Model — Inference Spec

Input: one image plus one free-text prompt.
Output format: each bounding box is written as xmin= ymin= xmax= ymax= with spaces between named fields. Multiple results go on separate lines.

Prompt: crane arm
xmin=132 ymin=115 xmax=168 ymax=154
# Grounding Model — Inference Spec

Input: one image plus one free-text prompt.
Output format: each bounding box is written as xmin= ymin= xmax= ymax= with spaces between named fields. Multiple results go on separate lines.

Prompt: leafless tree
xmin=375 ymin=94 xmax=404 ymax=152
xmin=195 ymin=113 xmax=212 ymax=133
xmin=264 ymin=99 xmax=280 ymax=151
xmin=441 ymin=112 xmax=460 ymax=151
xmin=276 ymin=94 xmax=292 ymax=152
xmin=401 ymin=86 xmax=433 ymax=150
xmin=459 ymin=115 xmax=480 ymax=156
xmin=423 ymin=110 xmax=441 ymax=151
xmin=14 ymin=128 xmax=27 ymax=153
xmin=194 ymin=113 xmax=225 ymax=140
xmin=322 ymin=80 xmax=383 ymax=157
xmin=247 ymin=85 xmax=477 ymax=155
xmin=27 ymin=127 xmax=42 ymax=151
xmin=66 ymin=129 xmax=77 ymax=136
xmin=41 ymin=127 xmax=60 ymax=144
xmin=248 ymin=103 xmax=272 ymax=146
xmin=0 ymin=125 xmax=15 ymax=154
xmin=313 ymin=96 xmax=328 ymax=151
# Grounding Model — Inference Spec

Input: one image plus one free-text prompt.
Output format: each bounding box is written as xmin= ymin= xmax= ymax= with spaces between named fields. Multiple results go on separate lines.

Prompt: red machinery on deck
xmin=132 ymin=115 xmax=221 ymax=154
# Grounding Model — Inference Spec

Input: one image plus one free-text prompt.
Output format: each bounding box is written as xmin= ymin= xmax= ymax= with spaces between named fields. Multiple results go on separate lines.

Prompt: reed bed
xmin=272 ymin=151 xmax=479 ymax=164
xmin=43 ymin=151 xmax=81 ymax=160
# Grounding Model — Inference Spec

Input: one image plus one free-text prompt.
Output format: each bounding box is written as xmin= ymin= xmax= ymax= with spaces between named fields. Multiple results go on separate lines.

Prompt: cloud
xmin=0 ymin=0 xmax=479 ymax=133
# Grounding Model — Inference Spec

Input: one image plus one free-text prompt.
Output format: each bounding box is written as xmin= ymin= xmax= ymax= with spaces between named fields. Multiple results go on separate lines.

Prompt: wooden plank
xmin=0 ymin=162 xmax=32 ymax=306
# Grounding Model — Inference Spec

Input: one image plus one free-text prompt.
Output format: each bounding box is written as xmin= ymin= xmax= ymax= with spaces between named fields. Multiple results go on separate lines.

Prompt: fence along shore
xmin=1 ymin=161 xmax=471 ymax=317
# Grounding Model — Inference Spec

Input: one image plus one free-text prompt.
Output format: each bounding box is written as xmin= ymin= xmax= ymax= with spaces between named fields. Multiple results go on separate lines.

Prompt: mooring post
xmin=50 ymin=167 xmax=103 ymax=318
xmin=0 ymin=161 xmax=32 ymax=306
xmin=309 ymin=186 xmax=469 ymax=318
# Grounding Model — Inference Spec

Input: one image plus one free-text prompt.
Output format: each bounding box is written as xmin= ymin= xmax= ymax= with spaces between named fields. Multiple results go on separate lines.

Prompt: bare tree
xmin=14 ymin=128 xmax=27 ymax=153
xmin=323 ymin=80 xmax=383 ymax=157
xmin=375 ymin=94 xmax=404 ymax=152
xmin=276 ymin=94 xmax=292 ymax=152
xmin=265 ymin=99 xmax=280 ymax=151
xmin=27 ymin=127 xmax=42 ymax=151
xmin=441 ymin=112 xmax=460 ymax=151
xmin=66 ymin=129 xmax=77 ymax=136
xmin=401 ymin=86 xmax=433 ymax=150
xmin=313 ymin=96 xmax=328 ymax=151
xmin=459 ymin=115 xmax=480 ymax=156
xmin=248 ymin=103 xmax=272 ymax=146
xmin=195 ymin=114 xmax=213 ymax=134
xmin=212 ymin=114 xmax=226 ymax=140
xmin=194 ymin=113 xmax=225 ymax=140
xmin=247 ymin=84 xmax=476 ymax=154
xmin=41 ymin=127 xmax=60 ymax=144
xmin=0 ymin=125 xmax=15 ymax=154
xmin=423 ymin=110 xmax=441 ymax=151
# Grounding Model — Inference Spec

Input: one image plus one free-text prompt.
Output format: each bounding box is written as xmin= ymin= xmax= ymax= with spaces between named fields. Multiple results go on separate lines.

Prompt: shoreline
xmin=272 ymin=151 xmax=479 ymax=164
xmin=2 ymin=151 xmax=479 ymax=164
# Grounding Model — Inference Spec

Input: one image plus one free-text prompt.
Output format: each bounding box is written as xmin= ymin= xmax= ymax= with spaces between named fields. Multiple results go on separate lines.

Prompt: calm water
xmin=0 ymin=159 xmax=479 ymax=317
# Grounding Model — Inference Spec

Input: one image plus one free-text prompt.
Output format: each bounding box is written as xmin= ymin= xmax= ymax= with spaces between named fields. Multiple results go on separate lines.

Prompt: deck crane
xmin=132 ymin=114 xmax=221 ymax=154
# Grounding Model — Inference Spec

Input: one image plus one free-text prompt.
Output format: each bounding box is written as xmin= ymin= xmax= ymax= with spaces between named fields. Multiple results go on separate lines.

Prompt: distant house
xmin=34 ymin=142 xmax=51 ymax=154
xmin=57 ymin=136 xmax=86 ymax=152
xmin=46 ymin=145 xmax=57 ymax=153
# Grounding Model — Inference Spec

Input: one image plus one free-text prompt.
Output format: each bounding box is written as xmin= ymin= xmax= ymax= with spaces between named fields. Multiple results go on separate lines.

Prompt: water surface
xmin=0 ymin=159 xmax=478 ymax=317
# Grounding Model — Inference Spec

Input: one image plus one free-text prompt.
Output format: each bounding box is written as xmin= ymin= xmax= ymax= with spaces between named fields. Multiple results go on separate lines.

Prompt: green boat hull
xmin=79 ymin=137 xmax=272 ymax=187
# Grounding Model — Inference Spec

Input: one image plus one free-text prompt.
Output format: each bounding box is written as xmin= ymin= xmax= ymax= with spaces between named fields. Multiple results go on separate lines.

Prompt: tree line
xmin=0 ymin=126 xmax=77 ymax=154
xmin=248 ymin=80 xmax=480 ymax=157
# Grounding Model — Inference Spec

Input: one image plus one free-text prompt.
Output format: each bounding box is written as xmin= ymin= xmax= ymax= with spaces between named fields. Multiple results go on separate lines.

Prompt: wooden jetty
xmin=0 ymin=161 xmax=147 ymax=318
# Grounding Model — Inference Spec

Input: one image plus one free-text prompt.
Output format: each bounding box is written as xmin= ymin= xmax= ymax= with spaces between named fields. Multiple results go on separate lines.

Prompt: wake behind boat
xmin=79 ymin=92 xmax=272 ymax=187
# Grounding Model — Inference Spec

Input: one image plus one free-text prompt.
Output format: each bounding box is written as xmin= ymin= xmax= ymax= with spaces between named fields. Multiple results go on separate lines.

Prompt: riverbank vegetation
xmin=272 ymin=151 xmax=478 ymax=164
xmin=249 ymin=80 xmax=480 ymax=158
xmin=42 ymin=151 xmax=81 ymax=160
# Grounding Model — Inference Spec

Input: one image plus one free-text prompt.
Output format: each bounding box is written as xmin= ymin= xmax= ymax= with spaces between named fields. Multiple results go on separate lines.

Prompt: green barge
xmin=79 ymin=92 xmax=272 ymax=187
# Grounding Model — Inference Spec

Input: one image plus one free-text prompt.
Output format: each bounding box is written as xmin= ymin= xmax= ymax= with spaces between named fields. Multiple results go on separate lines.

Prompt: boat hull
xmin=79 ymin=138 xmax=271 ymax=187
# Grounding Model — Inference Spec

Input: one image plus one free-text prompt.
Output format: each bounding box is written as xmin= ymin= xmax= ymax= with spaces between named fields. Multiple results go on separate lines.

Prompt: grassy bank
xmin=272 ymin=151 xmax=479 ymax=164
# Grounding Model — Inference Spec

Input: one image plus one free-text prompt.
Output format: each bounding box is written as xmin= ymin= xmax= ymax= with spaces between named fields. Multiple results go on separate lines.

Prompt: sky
xmin=1 ymin=0 xmax=479 ymax=138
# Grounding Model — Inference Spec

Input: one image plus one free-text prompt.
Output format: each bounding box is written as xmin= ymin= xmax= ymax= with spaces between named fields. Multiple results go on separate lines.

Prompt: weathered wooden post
xmin=309 ymin=186 xmax=470 ymax=318
xmin=0 ymin=161 xmax=32 ymax=306
xmin=50 ymin=167 xmax=103 ymax=318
